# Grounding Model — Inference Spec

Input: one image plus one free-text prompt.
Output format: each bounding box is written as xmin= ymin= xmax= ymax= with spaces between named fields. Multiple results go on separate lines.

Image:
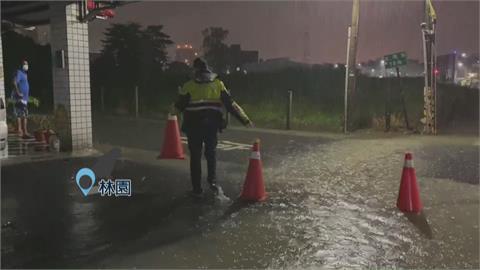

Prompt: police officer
xmin=173 ymin=58 xmax=252 ymax=197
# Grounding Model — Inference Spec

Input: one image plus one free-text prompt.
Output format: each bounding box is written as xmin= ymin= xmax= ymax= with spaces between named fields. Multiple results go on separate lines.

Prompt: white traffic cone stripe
xmin=250 ymin=151 xmax=261 ymax=160
xmin=404 ymin=159 xmax=414 ymax=168
xmin=168 ymin=114 xmax=177 ymax=120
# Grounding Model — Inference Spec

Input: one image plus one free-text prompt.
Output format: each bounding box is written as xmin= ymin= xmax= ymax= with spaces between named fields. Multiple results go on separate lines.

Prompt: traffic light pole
xmin=344 ymin=0 xmax=360 ymax=134
xmin=344 ymin=26 xmax=351 ymax=134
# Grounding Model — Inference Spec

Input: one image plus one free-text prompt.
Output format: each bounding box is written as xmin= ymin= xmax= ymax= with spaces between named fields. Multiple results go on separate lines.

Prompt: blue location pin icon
xmin=76 ymin=168 xmax=96 ymax=196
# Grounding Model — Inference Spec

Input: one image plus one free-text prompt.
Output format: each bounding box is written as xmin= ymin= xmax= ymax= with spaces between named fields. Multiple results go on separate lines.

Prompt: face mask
xmin=23 ymin=65 xmax=29 ymax=71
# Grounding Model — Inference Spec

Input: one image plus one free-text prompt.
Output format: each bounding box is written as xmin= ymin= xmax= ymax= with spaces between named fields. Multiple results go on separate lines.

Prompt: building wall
xmin=50 ymin=2 xmax=92 ymax=151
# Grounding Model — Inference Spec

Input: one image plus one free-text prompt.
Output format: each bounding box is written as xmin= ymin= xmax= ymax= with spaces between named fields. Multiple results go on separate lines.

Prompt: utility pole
xmin=134 ymin=86 xmax=139 ymax=118
xmin=286 ymin=90 xmax=293 ymax=130
xmin=421 ymin=0 xmax=437 ymax=134
xmin=100 ymin=86 xmax=105 ymax=112
xmin=344 ymin=0 xmax=360 ymax=133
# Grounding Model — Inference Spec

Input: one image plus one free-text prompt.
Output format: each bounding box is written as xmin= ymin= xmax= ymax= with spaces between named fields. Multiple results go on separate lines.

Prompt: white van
xmin=0 ymin=97 xmax=8 ymax=157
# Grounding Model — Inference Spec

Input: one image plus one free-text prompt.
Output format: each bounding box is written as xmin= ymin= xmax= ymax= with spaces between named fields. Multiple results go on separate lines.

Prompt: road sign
xmin=384 ymin=52 xmax=407 ymax=69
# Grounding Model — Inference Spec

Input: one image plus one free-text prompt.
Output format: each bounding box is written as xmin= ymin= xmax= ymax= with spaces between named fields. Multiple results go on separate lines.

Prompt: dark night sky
xmin=88 ymin=1 xmax=479 ymax=64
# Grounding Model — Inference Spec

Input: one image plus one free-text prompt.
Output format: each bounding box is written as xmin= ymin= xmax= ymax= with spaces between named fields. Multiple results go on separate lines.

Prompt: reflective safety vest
xmin=180 ymin=79 xmax=226 ymax=112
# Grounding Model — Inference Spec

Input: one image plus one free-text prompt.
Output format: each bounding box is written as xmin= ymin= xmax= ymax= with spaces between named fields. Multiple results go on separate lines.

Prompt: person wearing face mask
xmin=172 ymin=58 xmax=253 ymax=198
xmin=12 ymin=59 xmax=31 ymax=139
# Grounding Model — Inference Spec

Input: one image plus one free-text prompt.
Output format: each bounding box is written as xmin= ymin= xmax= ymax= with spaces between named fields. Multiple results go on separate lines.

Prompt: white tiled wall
xmin=50 ymin=2 xmax=92 ymax=151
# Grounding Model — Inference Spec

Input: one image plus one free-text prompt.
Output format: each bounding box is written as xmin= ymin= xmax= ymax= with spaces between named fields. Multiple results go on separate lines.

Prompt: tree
xmin=99 ymin=23 xmax=173 ymax=89
xmin=201 ymin=27 xmax=229 ymax=72
xmin=142 ymin=25 xmax=172 ymax=65
xmin=139 ymin=25 xmax=173 ymax=89
xmin=100 ymin=23 xmax=142 ymax=90
xmin=95 ymin=23 xmax=173 ymax=111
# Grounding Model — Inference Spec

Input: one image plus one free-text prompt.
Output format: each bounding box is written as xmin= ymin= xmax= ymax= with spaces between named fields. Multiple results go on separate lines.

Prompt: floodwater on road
xmin=101 ymin=136 xmax=479 ymax=269
xmin=1 ymin=134 xmax=479 ymax=268
xmin=265 ymin=137 xmax=479 ymax=268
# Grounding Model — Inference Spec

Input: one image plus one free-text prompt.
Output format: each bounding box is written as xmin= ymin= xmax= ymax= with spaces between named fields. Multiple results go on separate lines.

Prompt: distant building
xmin=244 ymin=57 xmax=309 ymax=73
xmin=175 ymin=44 xmax=199 ymax=66
xmin=224 ymin=44 xmax=259 ymax=72
xmin=437 ymin=52 xmax=479 ymax=88
xmin=437 ymin=53 xmax=456 ymax=82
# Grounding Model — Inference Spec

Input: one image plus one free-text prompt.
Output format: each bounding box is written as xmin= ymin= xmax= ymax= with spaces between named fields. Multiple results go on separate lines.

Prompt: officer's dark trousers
xmin=187 ymin=128 xmax=218 ymax=193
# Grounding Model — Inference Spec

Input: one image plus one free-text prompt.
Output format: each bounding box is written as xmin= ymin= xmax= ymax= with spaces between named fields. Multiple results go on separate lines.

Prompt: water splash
xmin=215 ymin=186 xmax=232 ymax=204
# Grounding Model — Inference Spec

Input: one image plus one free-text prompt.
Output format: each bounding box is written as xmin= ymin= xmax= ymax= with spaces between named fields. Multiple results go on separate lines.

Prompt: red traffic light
xmin=87 ymin=0 xmax=95 ymax=10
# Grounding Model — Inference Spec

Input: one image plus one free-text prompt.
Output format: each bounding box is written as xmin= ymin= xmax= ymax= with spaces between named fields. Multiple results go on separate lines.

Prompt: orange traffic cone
xmin=397 ymin=152 xmax=422 ymax=213
xmin=158 ymin=114 xmax=185 ymax=159
xmin=240 ymin=139 xmax=267 ymax=202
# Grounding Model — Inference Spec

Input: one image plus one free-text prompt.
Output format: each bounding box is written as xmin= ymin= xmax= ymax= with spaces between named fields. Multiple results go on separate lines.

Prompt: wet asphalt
xmin=1 ymin=115 xmax=478 ymax=268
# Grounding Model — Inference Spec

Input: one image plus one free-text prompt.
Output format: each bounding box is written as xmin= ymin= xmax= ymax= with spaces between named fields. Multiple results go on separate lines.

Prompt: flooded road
xmin=265 ymin=137 xmax=478 ymax=268
xmin=1 ymin=116 xmax=478 ymax=268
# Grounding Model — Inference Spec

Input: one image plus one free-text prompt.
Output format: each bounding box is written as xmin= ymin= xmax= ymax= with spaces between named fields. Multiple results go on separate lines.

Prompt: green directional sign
xmin=384 ymin=52 xmax=407 ymax=69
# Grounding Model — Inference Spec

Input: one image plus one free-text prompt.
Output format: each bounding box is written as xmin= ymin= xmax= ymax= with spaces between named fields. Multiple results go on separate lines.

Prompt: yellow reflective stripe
xmin=232 ymin=102 xmax=250 ymax=123
xmin=181 ymin=79 xmax=224 ymax=101
xmin=183 ymin=81 xmax=221 ymax=101
xmin=189 ymin=99 xmax=222 ymax=104
xmin=185 ymin=106 xmax=223 ymax=112
xmin=217 ymin=80 xmax=227 ymax=91
xmin=178 ymin=85 xmax=188 ymax=95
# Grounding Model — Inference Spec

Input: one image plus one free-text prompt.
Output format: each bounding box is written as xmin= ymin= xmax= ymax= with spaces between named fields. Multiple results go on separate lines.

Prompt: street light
xmin=380 ymin=60 xmax=385 ymax=65
xmin=461 ymin=52 xmax=467 ymax=58
xmin=334 ymin=63 xmax=339 ymax=68
xmin=458 ymin=62 xmax=463 ymax=68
